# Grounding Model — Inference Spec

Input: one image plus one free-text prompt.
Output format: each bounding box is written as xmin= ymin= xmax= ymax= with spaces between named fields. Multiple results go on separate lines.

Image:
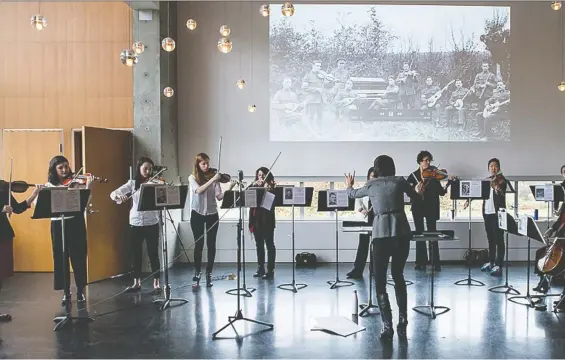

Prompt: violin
xmin=316 ymin=70 xmax=336 ymax=82
xmin=61 ymin=173 xmax=108 ymax=187
xmin=0 ymin=180 xmax=41 ymax=193
xmin=421 ymin=166 xmax=449 ymax=181
xmin=203 ymin=168 xmax=232 ymax=184
xmin=488 ymin=171 xmax=505 ymax=193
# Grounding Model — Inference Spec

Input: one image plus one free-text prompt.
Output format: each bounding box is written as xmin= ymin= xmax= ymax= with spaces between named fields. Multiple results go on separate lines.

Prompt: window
xmin=516 ymin=181 xmax=551 ymax=220
xmin=334 ymin=181 xmax=366 ymax=219
xmin=303 ymin=181 xmax=331 ymax=220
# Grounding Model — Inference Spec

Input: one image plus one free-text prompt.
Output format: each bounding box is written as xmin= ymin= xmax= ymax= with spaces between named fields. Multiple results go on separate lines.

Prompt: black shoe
xmin=262 ymin=272 xmax=274 ymax=280
xmin=395 ymin=287 xmax=408 ymax=337
xmin=125 ymin=284 xmax=141 ymax=293
xmin=76 ymin=292 xmax=86 ymax=303
xmin=533 ymin=277 xmax=549 ymax=293
xmin=206 ymin=273 xmax=213 ymax=287
xmin=61 ymin=292 xmax=71 ymax=306
xmin=253 ymin=267 xmax=265 ymax=278
xmin=0 ymin=313 xmax=12 ymax=322
xmin=193 ymin=272 xmax=202 ymax=282
xmin=376 ymin=293 xmax=394 ymax=340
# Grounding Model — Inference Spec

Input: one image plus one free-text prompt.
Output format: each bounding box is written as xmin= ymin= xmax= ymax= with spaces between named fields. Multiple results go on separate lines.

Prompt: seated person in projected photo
xmin=268 ymin=4 xmax=511 ymax=142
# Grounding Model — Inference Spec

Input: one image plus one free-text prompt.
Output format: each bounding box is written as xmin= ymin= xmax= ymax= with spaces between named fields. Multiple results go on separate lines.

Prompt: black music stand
xmin=412 ymin=230 xmax=457 ymax=319
xmin=275 ymin=186 xmax=313 ymax=293
xmin=488 ymin=210 xmax=520 ymax=295
xmin=138 ymin=184 xmax=189 ymax=311
xmin=507 ymin=216 xmax=561 ymax=307
xmin=220 ymin=188 xmax=265 ymax=297
xmin=318 ymin=190 xmax=355 ymax=289
xmin=529 ymin=184 xmax=564 ymax=230
xmin=450 ymin=179 xmax=491 ymax=287
xmin=388 ymin=192 xmax=413 ymax=287
xmin=32 ymin=188 xmax=94 ymax=331
xmin=213 ymin=173 xmax=273 ymax=339
xmin=359 ymin=238 xmax=379 ymax=317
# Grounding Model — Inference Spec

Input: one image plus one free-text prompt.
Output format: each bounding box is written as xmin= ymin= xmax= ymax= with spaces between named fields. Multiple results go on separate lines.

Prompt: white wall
xmin=177 ymin=1 xmax=565 ymax=179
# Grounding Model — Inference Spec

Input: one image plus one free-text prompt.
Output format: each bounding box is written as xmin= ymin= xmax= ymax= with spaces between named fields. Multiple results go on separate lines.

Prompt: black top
xmin=0 ymin=190 xmax=29 ymax=242
xmin=481 ymin=177 xmax=508 ymax=216
xmin=407 ymin=169 xmax=449 ymax=221
xmin=248 ymin=188 xmax=276 ymax=232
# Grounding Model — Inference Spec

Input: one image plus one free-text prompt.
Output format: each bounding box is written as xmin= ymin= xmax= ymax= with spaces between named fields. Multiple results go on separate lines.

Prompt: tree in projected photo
xmin=269 ymin=5 xmax=511 ymax=143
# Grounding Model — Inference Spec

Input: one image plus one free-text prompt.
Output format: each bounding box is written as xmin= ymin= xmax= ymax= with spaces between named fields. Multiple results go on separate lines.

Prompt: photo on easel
xmin=155 ymin=186 xmax=168 ymax=206
xmin=535 ymin=187 xmax=544 ymax=201
xmin=326 ymin=190 xmax=348 ymax=208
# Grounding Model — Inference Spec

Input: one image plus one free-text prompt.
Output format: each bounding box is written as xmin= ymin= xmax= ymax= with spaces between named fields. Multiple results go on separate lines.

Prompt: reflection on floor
xmin=0 ymin=263 xmax=564 ymax=359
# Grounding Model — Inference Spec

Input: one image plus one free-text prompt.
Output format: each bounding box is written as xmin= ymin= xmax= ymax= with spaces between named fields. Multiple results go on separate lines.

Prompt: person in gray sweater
xmin=346 ymin=155 xmax=420 ymax=340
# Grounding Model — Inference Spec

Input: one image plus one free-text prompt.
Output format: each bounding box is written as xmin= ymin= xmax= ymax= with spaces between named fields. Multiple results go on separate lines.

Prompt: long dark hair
xmin=366 ymin=167 xmax=375 ymax=181
xmin=373 ymin=155 xmax=396 ymax=178
xmin=255 ymin=167 xmax=275 ymax=184
xmin=48 ymin=155 xmax=70 ymax=185
xmin=134 ymin=157 xmax=154 ymax=190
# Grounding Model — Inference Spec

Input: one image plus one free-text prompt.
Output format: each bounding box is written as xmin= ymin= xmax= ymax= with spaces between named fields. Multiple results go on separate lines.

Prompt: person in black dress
xmin=0 ymin=182 xmax=40 ymax=321
xmin=407 ymin=150 xmax=455 ymax=271
xmin=346 ymin=166 xmax=374 ymax=279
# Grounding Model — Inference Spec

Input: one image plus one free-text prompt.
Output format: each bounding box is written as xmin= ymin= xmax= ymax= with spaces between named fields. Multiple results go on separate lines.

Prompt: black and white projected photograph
xmin=269 ymin=4 xmax=511 ymax=142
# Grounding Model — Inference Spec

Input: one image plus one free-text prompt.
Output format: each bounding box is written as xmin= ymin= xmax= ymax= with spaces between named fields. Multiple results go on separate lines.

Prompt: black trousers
xmin=190 ymin=210 xmax=219 ymax=273
xmin=372 ymin=237 xmax=411 ymax=294
xmin=130 ymin=224 xmax=160 ymax=279
xmin=351 ymin=233 xmax=370 ymax=274
xmin=484 ymin=214 xmax=504 ymax=266
xmin=413 ymin=214 xmax=440 ymax=266
xmin=254 ymin=227 xmax=276 ymax=272
xmin=50 ymin=216 xmax=87 ymax=292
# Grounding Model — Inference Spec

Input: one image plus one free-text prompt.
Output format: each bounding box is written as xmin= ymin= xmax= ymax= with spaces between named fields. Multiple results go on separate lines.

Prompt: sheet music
xmin=261 ymin=191 xmax=275 ymax=210
xmin=293 ymin=187 xmax=306 ymax=205
xmin=51 ymin=188 xmax=80 ymax=213
xmin=403 ymin=193 xmax=410 ymax=203
xmin=534 ymin=184 xmax=553 ymax=201
xmin=460 ymin=180 xmax=481 ymax=198
xmin=155 ymin=186 xmax=181 ymax=206
xmin=518 ymin=215 xmax=528 ymax=236
xmin=245 ymin=189 xmax=258 ymax=208
xmin=327 ymin=190 xmax=348 ymax=208
xmin=498 ymin=209 xmax=507 ymax=231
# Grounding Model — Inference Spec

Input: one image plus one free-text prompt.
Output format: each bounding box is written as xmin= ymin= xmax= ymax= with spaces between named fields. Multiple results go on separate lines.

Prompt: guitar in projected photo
xmin=482 ymin=99 xmax=510 ymax=119
xmin=453 ymin=88 xmax=473 ymax=110
xmin=284 ymin=102 xmax=304 ymax=114
xmin=427 ymin=80 xmax=455 ymax=107
xmin=336 ymin=94 xmax=367 ymax=107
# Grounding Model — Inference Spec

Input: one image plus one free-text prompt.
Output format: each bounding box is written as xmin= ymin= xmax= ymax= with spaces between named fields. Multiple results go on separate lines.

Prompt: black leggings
xmin=372 ymin=237 xmax=411 ymax=294
xmin=190 ymin=210 xmax=219 ymax=273
xmin=254 ymin=227 xmax=276 ymax=272
xmin=50 ymin=216 xmax=87 ymax=292
xmin=130 ymin=224 xmax=160 ymax=279
xmin=484 ymin=214 xmax=504 ymax=266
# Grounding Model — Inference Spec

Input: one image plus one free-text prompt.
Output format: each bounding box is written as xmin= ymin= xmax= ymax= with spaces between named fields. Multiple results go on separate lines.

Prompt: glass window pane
xmin=334 ymin=181 xmax=366 ymax=219
xmin=517 ymin=181 xmax=550 ymax=219
xmin=439 ymin=185 xmax=454 ymax=219
xmin=303 ymin=181 xmax=331 ymax=220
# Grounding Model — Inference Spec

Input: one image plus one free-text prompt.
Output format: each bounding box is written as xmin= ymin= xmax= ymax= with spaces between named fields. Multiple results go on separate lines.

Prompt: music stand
xmin=138 ymin=184 xmax=189 ymax=311
xmin=318 ymin=190 xmax=355 ymax=289
xmin=412 ymin=230 xmax=458 ymax=319
xmin=529 ymin=184 xmax=564 ymax=230
xmin=488 ymin=210 xmax=520 ymax=295
xmin=213 ymin=173 xmax=274 ymax=339
xmin=450 ymin=179 xmax=491 ymax=286
xmin=32 ymin=188 xmax=94 ymax=331
xmin=359 ymin=238 xmax=379 ymax=317
xmin=220 ymin=188 xmax=266 ymax=297
xmin=275 ymin=186 xmax=313 ymax=293
xmin=507 ymin=216 xmax=561 ymax=307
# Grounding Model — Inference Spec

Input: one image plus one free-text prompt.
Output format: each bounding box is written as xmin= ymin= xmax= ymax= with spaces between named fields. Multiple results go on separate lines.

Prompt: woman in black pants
xmin=249 ymin=167 xmax=277 ymax=279
xmin=111 ymin=157 xmax=162 ymax=294
xmin=188 ymin=153 xmax=236 ymax=286
xmin=346 ymin=166 xmax=374 ymax=279
xmin=346 ymin=155 xmax=419 ymax=340
xmin=45 ymin=156 xmax=93 ymax=305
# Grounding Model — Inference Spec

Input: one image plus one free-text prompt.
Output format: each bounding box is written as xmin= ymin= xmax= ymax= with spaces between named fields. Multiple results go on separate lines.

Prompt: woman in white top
xmin=188 ymin=153 xmax=235 ymax=287
xmin=111 ymin=157 xmax=162 ymax=294
xmin=46 ymin=156 xmax=93 ymax=306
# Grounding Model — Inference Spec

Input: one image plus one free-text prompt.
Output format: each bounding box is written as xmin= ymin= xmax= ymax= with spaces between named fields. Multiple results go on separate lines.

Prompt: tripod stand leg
xmin=278 ymin=208 xmax=307 ymax=293
xmin=455 ymin=203 xmax=485 ymax=286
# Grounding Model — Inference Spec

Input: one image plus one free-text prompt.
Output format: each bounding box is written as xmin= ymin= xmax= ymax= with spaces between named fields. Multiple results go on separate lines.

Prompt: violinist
xmin=407 ymin=151 xmax=455 ymax=271
xmin=43 ymin=156 xmax=93 ymax=305
xmin=248 ymin=167 xmax=277 ymax=279
xmin=346 ymin=166 xmax=375 ymax=279
xmin=480 ymin=158 xmax=507 ymax=277
xmin=110 ymin=157 xmax=162 ymax=294
xmin=0 ymin=181 xmax=41 ymax=322
xmin=301 ymin=60 xmax=325 ymax=129
xmin=188 ymin=153 xmax=236 ymax=287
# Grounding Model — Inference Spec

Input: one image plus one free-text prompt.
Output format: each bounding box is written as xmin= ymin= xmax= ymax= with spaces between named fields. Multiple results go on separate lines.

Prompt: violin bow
xmin=217 ymin=137 xmax=223 ymax=173
xmin=8 ymin=158 xmax=12 ymax=218
xmin=247 ymin=152 xmax=282 ymax=189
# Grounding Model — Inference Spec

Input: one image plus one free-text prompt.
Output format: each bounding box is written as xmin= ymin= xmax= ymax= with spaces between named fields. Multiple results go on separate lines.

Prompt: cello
xmin=537 ymin=218 xmax=565 ymax=277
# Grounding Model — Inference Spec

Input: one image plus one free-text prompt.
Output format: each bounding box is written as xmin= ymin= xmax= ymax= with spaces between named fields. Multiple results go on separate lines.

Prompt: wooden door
xmin=2 ymin=129 xmax=63 ymax=272
xmin=82 ymin=126 xmax=132 ymax=282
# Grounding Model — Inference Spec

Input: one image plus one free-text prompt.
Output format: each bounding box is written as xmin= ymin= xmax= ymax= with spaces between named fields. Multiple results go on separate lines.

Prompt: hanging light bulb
xmin=281 ymin=2 xmax=295 ymax=17
xmin=219 ymin=25 xmax=231 ymax=37
xmin=132 ymin=42 xmax=145 ymax=55
xmin=186 ymin=19 xmax=197 ymax=30
xmin=248 ymin=104 xmax=257 ymax=112
xmin=552 ymin=1 xmax=562 ymax=10
xmin=161 ymin=37 xmax=176 ymax=52
xmin=30 ymin=15 xmax=47 ymax=30
xmin=259 ymin=4 xmax=270 ymax=17
xmin=559 ymin=81 xmax=565 ymax=91
xmin=163 ymin=87 xmax=175 ymax=97
xmin=120 ymin=49 xmax=138 ymax=67
xmin=217 ymin=37 xmax=233 ymax=54
xmin=236 ymin=79 xmax=246 ymax=89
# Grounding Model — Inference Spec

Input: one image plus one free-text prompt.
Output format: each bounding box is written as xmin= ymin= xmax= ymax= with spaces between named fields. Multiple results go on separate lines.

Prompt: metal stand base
xmin=489 ymin=284 xmax=520 ymax=295
xmin=327 ymin=210 xmax=354 ymax=290
xmin=53 ymin=314 xmax=94 ymax=331
xmin=212 ymin=310 xmax=274 ymax=339
xmin=412 ymin=305 xmax=450 ymax=319
xmin=327 ymin=279 xmax=354 ymax=289
xmin=278 ymin=281 xmax=307 ymax=293
xmin=226 ymin=287 xmax=256 ymax=297
xmin=278 ymin=205 xmax=308 ymax=293
xmin=455 ymin=201 xmax=484 ymax=287
xmin=226 ymin=209 xmax=255 ymax=297
xmin=359 ymin=240 xmax=379 ymax=317
xmin=152 ymin=285 xmax=189 ymax=311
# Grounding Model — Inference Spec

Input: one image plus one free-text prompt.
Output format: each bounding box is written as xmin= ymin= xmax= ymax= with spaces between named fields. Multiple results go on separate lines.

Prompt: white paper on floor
xmin=311 ymin=316 xmax=366 ymax=337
